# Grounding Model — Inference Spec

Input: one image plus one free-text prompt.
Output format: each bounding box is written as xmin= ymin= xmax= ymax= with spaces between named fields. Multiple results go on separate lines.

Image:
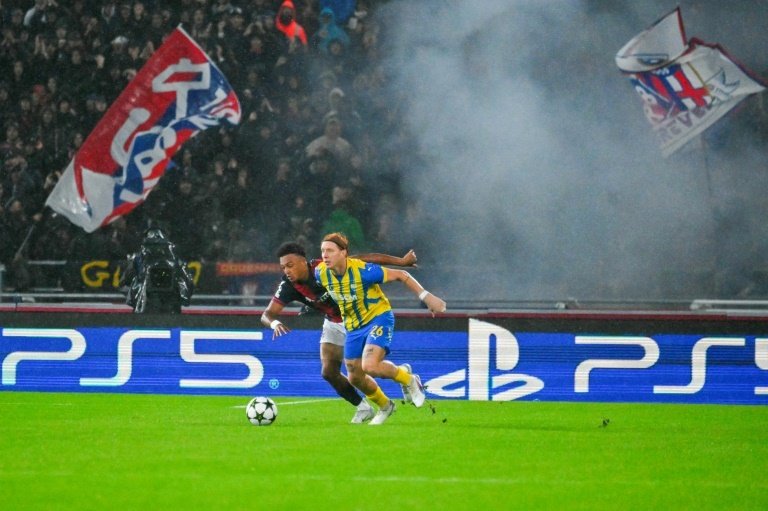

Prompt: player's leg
xmin=345 ymin=325 xmax=394 ymax=424
xmin=345 ymin=357 xmax=380 ymax=396
xmin=347 ymin=355 xmax=395 ymax=426
xmin=344 ymin=327 xmax=381 ymax=396
xmin=320 ymin=320 xmax=374 ymax=423
xmin=361 ymin=344 xmax=398 ymax=378
xmin=359 ymin=311 xmax=409 ymax=382
xmin=319 ymin=319 xmax=365 ymax=406
xmin=359 ymin=310 xmax=397 ymax=377
xmin=321 ymin=343 xmax=366 ymax=403
xmin=359 ymin=311 xmax=426 ymax=407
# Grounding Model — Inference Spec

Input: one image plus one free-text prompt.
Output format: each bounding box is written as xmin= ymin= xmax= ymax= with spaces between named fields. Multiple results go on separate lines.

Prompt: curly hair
xmin=276 ymin=241 xmax=306 ymax=258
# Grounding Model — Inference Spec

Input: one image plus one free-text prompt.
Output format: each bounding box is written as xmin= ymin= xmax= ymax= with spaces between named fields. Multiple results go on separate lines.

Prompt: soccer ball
xmin=245 ymin=396 xmax=278 ymax=426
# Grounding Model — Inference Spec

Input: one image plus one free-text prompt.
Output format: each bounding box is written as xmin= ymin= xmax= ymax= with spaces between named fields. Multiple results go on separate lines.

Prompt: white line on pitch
xmin=298 ymin=474 xmax=768 ymax=489
xmin=301 ymin=474 xmax=520 ymax=485
xmin=232 ymin=398 xmax=337 ymax=409
xmin=0 ymin=402 xmax=74 ymax=406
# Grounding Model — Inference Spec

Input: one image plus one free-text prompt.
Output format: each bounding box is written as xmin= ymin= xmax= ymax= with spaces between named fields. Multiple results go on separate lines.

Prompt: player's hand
xmin=424 ymin=294 xmax=446 ymax=317
xmin=401 ymin=249 xmax=418 ymax=267
xmin=272 ymin=322 xmax=291 ymax=339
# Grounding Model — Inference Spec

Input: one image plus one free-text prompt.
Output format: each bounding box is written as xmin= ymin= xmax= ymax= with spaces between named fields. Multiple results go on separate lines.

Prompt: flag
xmin=616 ymin=8 xmax=766 ymax=157
xmin=45 ymin=26 xmax=241 ymax=232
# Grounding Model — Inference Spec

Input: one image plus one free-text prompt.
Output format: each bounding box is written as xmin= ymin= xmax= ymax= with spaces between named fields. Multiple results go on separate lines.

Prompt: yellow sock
xmin=365 ymin=386 xmax=390 ymax=408
xmin=393 ymin=366 xmax=411 ymax=386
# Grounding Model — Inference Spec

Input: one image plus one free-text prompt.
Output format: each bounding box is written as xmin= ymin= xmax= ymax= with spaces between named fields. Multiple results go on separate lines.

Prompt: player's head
xmin=320 ymin=232 xmax=348 ymax=270
xmin=277 ymin=242 xmax=306 ymax=259
xmin=277 ymin=241 xmax=308 ymax=282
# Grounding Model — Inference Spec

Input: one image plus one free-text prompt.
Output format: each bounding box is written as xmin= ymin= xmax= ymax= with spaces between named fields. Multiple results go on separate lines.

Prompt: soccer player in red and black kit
xmin=261 ymin=241 xmax=417 ymax=424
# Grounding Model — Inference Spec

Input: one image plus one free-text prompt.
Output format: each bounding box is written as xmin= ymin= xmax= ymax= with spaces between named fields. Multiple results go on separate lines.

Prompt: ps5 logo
xmin=424 ymin=319 xmax=544 ymax=401
xmin=574 ymin=335 xmax=752 ymax=394
xmin=1 ymin=328 xmax=264 ymax=389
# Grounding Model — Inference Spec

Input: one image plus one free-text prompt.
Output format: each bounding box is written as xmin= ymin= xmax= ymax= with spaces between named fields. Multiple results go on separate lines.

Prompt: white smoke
xmin=375 ymin=0 xmax=768 ymax=303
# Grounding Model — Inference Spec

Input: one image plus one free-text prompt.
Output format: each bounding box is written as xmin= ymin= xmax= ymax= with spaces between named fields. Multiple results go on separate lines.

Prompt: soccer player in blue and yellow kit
xmin=315 ymin=232 xmax=447 ymax=425
xmin=261 ymin=241 xmax=418 ymax=424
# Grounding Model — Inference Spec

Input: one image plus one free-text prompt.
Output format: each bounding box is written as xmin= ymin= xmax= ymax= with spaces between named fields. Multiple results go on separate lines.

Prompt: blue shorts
xmin=344 ymin=311 xmax=395 ymax=360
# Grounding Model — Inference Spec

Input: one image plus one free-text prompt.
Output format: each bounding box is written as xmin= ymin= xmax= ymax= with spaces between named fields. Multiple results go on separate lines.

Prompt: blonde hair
xmin=322 ymin=232 xmax=349 ymax=251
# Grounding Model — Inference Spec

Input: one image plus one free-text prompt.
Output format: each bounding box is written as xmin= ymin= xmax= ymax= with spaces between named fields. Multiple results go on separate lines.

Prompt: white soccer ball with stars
xmin=246 ymin=396 xmax=278 ymax=426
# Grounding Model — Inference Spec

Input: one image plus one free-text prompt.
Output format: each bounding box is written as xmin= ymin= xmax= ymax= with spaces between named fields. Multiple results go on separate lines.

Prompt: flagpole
xmin=13 ymin=225 xmax=36 ymax=261
xmin=698 ymin=135 xmax=721 ymax=297
xmin=699 ymin=136 xmax=714 ymax=201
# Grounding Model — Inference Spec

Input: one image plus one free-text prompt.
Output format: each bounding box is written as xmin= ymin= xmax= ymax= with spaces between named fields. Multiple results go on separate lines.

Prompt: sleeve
xmin=360 ymin=262 xmax=385 ymax=285
xmin=273 ymin=279 xmax=299 ymax=305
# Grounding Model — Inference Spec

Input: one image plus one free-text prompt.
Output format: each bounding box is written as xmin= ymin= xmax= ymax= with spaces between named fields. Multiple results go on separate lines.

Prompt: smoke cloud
xmin=374 ymin=0 xmax=768 ymax=303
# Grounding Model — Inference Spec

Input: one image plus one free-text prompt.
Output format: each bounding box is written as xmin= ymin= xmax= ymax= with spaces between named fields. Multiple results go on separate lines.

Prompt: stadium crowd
xmin=0 ymin=0 xmax=419 ymax=292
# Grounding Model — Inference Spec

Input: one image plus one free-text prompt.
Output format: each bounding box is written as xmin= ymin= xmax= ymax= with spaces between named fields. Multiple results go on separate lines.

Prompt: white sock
xmin=357 ymin=399 xmax=371 ymax=410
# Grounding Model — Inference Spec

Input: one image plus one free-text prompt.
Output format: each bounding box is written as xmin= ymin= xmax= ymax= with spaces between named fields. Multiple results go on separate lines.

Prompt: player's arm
xmin=384 ymin=268 xmax=447 ymax=317
xmin=354 ymin=249 xmax=418 ymax=267
xmin=260 ymin=300 xmax=291 ymax=339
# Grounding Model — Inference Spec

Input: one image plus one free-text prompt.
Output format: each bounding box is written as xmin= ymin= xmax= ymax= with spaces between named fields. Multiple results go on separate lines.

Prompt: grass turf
xmin=1 ymin=392 xmax=767 ymax=510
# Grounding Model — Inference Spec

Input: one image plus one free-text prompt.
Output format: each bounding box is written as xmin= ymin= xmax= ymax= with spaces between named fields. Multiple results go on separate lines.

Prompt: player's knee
xmin=361 ymin=358 xmax=382 ymax=377
xmin=347 ymin=371 xmax=365 ymax=387
xmin=345 ymin=364 xmax=365 ymax=386
xmin=321 ymin=363 xmax=339 ymax=382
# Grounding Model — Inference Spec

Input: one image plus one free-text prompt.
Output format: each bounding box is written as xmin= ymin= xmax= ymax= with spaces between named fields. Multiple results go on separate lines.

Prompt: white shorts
xmin=320 ymin=318 xmax=347 ymax=346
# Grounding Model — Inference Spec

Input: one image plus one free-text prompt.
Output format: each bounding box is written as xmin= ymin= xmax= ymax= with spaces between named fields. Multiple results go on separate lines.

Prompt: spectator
xmin=245 ymin=0 xmax=275 ymax=19
xmin=274 ymin=0 xmax=307 ymax=46
xmin=145 ymin=10 xmax=168 ymax=48
xmin=0 ymin=84 xmax=10 ymax=113
xmin=55 ymin=96 xmax=79 ymax=135
xmin=320 ymin=0 xmax=357 ymax=25
xmin=300 ymin=149 xmax=336 ymax=222
xmin=239 ymin=115 xmax=280 ymax=172
xmin=321 ymin=185 xmax=366 ymax=251
xmin=112 ymin=3 xmax=134 ymax=38
xmin=188 ymin=8 xmax=212 ymax=43
xmin=9 ymin=60 xmax=30 ymax=99
xmin=312 ymin=7 xmax=350 ymax=55
xmin=24 ymin=0 xmax=55 ymax=33
xmin=128 ymin=2 xmax=149 ymax=42
xmin=326 ymin=86 xmax=362 ymax=144
xmin=98 ymin=2 xmax=118 ymax=38
xmin=261 ymin=157 xmax=297 ymax=242
xmin=221 ymin=166 xmax=259 ymax=223
xmin=162 ymin=177 xmax=205 ymax=260
xmin=4 ymin=198 xmax=31 ymax=255
xmin=5 ymin=8 xmax=26 ymax=39
xmin=305 ymin=113 xmax=354 ymax=168
xmin=0 ymin=123 xmax=24 ymax=158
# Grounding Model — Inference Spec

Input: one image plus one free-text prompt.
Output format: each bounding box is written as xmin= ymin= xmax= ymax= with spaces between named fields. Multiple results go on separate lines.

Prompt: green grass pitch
xmin=1 ymin=392 xmax=767 ymax=510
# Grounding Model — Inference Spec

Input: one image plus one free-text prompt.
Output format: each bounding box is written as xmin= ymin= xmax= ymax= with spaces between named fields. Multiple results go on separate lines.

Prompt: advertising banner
xmin=2 ymin=319 xmax=766 ymax=404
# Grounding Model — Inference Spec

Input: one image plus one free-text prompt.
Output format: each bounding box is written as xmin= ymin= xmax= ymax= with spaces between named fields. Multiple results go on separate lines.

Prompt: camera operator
xmin=124 ymin=227 xmax=194 ymax=314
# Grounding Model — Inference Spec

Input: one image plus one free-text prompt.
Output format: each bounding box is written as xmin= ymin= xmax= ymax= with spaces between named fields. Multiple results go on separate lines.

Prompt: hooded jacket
xmin=313 ymin=7 xmax=350 ymax=53
xmin=275 ymin=0 xmax=308 ymax=45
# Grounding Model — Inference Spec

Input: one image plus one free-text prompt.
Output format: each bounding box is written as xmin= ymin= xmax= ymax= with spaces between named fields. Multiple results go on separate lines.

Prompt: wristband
xmin=270 ymin=319 xmax=282 ymax=330
xmin=418 ymin=290 xmax=429 ymax=301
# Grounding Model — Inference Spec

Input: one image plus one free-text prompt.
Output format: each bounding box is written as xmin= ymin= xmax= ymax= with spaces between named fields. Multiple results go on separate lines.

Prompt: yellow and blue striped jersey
xmin=314 ymin=258 xmax=392 ymax=331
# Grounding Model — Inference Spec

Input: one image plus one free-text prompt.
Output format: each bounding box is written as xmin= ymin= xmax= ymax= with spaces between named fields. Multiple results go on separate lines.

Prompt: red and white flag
xmin=46 ymin=27 xmax=241 ymax=232
xmin=616 ymin=8 xmax=766 ymax=157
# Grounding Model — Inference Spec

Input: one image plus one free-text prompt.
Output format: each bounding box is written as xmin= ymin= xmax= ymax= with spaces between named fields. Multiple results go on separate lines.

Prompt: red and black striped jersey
xmin=270 ymin=259 xmax=342 ymax=322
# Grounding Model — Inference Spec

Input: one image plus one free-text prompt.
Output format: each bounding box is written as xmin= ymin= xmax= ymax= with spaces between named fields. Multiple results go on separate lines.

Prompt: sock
xmin=365 ymin=386 xmax=390 ymax=408
xmin=337 ymin=383 xmax=363 ymax=406
xmin=357 ymin=399 xmax=371 ymax=410
xmin=393 ymin=366 xmax=411 ymax=386
xmin=336 ymin=381 xmax=363 ymax=406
